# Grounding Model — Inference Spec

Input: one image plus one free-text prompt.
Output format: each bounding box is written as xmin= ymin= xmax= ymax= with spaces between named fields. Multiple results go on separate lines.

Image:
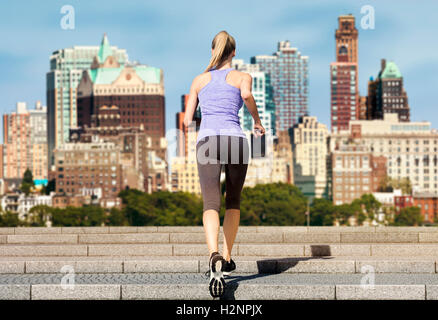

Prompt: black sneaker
xmin=207 ymin=252 xmax=226 ymax=298
xmin=222 ymin=259 xmax=236 ymax=276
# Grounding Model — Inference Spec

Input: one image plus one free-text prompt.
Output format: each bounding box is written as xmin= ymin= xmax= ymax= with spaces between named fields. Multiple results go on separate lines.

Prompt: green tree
xmin=151 ymin=191 xmax=203 ymax=226
xmin=51 ymin=205 xmax=105 ymax=226
xmin=349 ymin=200 xmax=366 ymax=225
xmin=118 ymin=189 xmax=157 ymax=225
xmin=351 ymin=194 xmax=381 ymax=224
xmin=359 ymin=194 xmax=381 ymax=221
xmin=310 ymin=198 xmax=335 ymax=226
xmin=379 ymin=177 xmax=412 ymax=194
xmin=333 ymin=203 xmax=354 ymax=225
xmin=20 ymin=169 xmax=35 ymax=195
xmin=240 ymin=183 xmax=307 ymax=226
xmin=106 ymin=208 xmax=128 ymax=226
xmin=82 ymin=205 xmax=105 ymax=226
xmin=392 ymin=206 xmax=423 ymax=226
xmin=0 ymin=211 xmax=25 ymax=227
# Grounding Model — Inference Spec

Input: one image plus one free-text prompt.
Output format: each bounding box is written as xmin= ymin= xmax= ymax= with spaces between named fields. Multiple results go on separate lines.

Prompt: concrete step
xmin=0 ymin=256 xmax=437 ymax=274
xmin=0 ymin=273 xmax=437 ymax=300
xmin=1 ymin=243 xmax=438 ymax=257
xmin=4 ymin=225 xmax=438 ymax=245
xmin=4 ymin=226 xmax=438 ymax=235
xmin=4 ymin=231 xmax=438 ymax=244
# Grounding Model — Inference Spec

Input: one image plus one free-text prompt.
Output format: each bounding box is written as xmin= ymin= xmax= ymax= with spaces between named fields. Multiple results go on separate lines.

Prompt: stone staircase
xmin=1 ymin=226 xmax=438 ymax=299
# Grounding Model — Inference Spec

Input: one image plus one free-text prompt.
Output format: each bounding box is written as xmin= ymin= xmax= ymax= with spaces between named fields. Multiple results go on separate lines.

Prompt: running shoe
xmin=222 ymin=258 xmax=236 ymax=276
xmin=207 ymin=251 xmax=226 ymax=298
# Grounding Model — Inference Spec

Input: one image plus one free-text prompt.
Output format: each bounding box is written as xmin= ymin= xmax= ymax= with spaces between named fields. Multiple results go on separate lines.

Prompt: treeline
xmin=310 ymin=195 xmax=424 ymax=226
xmin=0 ymin=183 xmax=426 ymax=227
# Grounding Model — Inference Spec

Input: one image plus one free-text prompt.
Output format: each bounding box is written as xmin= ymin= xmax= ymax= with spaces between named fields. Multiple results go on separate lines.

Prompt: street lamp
xmin=305 ymin=198 xmax=310 ymax=227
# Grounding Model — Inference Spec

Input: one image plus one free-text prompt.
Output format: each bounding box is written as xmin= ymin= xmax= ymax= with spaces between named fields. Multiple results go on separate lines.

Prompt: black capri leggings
xmin=196 ymin=135 xmax=249 ymax=213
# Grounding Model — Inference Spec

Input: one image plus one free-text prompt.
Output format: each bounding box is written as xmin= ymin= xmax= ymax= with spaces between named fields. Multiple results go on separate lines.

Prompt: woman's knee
xmin=203 ymin=197 xmax=221 ymax=213
xmin=225 ymin=193 xmax=241 ymax=211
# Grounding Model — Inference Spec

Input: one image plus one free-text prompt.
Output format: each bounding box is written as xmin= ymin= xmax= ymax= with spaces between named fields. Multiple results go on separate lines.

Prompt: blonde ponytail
xmin=204 ymin=30 xmax=236 ymax=73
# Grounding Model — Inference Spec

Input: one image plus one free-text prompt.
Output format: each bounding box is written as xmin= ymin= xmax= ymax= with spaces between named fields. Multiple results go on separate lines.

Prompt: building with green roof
xmin=76 ymin=35 xmax=165 ymax=144
xmin=366 ymin=59 xmax=410 ymax=122
xmin=46 ymin=34 xmax=128 ymax=167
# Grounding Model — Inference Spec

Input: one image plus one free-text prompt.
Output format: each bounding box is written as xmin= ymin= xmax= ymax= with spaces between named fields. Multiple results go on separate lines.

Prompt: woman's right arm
xmin=240 ymin=73 xmax=265 ymax=136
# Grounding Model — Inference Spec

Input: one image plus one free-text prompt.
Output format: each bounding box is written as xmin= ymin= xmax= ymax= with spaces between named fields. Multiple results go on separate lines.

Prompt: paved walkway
xmin=1 ymin=273 xmax=438 ymax=299
xmin=1 ymin=272 xmax=438 ymax=285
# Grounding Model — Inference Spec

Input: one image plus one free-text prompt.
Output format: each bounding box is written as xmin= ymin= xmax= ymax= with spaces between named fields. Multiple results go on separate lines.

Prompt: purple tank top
xmin=196 ymin=67 xmax=247 ymax=144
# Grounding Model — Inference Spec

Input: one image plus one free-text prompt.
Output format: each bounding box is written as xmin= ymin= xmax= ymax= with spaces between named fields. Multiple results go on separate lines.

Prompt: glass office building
xmin=251 ymin=41 xmax=308 ymax=131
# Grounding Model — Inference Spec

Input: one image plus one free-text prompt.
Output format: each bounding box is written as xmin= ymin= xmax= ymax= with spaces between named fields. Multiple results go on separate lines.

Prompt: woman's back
xmin=196 ymin=67 xmax=246 ymax=144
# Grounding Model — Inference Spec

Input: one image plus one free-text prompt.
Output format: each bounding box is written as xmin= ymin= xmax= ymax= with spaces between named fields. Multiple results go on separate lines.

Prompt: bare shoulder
xmin=191 ymin=72 xmax=210 ymax=92
xmin=193 ymin=72 xmax=209 ymax=84
xmin=233 ymin=70 xmax=251 ymax=80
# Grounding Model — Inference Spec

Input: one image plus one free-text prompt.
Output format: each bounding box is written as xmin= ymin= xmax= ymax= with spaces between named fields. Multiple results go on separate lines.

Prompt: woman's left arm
xmin=183 ymin=76 xmax=200 ymax=127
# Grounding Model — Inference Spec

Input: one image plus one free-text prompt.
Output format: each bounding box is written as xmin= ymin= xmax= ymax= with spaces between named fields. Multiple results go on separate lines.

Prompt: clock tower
xmin=335 ymin=15 xmax=358 ymax=63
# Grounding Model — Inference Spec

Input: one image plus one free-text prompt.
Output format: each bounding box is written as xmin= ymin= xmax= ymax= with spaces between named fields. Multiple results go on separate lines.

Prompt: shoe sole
xmin=209 ymin=258 xmax=226 ymax=298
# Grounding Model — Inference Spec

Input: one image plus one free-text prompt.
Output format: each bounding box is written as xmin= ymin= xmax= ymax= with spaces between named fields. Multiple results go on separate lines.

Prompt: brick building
xmin=53 ymin=139 xmax=125 ymax=206
xmin=413 ymin=192 xmax=438 ymax=223
xmin=330 ymin=14 xmax=360 ymax=133
xmin=70 ymin=104 xmax=168 ymax=193
xmin=329 ymin=114 xmax=438 ymax=195
xmin=394 ymin=195 xmax=414 ymax=212
xmin=331 ymin=144 xmax=387 ymax=205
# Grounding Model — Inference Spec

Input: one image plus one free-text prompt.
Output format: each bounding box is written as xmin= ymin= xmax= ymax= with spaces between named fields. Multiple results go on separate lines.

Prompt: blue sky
xmin=0 ymin=0 xmax=437 ymax=144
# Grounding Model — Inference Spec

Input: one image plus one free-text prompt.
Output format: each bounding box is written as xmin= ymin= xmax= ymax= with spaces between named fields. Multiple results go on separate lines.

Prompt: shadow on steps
xmin=220 ymin=247 xmax=333 ymax=300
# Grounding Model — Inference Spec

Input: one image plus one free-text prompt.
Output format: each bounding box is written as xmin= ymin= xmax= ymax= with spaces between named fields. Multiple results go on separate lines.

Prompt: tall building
xmin=47 ymin=34 xmax=128 ymax=167
xmin=3 ymin=102 xmax=30 ymax=180
xmin=292 ymin=116 xmax=329 ymax=199
xmin=335 ymin=14 xmax=358 ymax=63
xmin=76 ymin=36 xmax=165 ymax=152
xmin=232 ymin=59 xmax=276 ymax=136
xmin=329 ymin=113 xmax=438 ymax=195
xmin=175 ymin=94 xmax=201 ymax=158
xmin=29 ymin=101 xmax=48 ymax=184
xmin=2 ymin=102 xmax=48 ymax=184
xmin=251 ymin=40 xmax=308 ymax=131
xmin=330 ymin=14 xmax=359 ymax=133
xmin=366 ymin=77 xmax=378 ymax=120
xmin=367 ymin=59 xmax=410 ymax=122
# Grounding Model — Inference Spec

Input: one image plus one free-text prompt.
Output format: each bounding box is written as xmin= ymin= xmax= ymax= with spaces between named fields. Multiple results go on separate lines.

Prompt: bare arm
xmin=183 ymin=75 xmax=200 ymax=127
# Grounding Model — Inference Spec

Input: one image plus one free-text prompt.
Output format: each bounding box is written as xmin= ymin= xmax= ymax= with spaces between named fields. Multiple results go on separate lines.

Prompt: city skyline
xmin=0 ymin=0 xmax=437 ymax=142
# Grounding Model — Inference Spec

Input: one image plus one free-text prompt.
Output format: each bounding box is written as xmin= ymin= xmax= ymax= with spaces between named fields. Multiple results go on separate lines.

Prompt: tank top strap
xmin=210 ymin=68 xmax=233 ymax=83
